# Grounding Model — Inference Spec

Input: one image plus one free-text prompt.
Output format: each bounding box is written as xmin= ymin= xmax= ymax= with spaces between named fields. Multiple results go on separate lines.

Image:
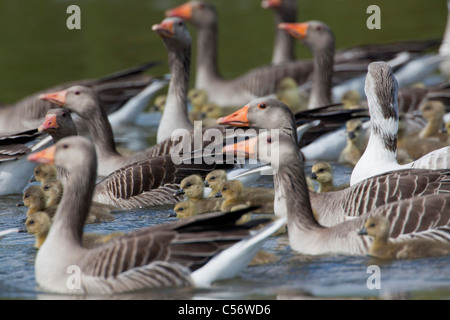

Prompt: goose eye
xmin=61 ymin=112 xmax=67 ymax=118
xmin=178 ymin=20 xmax=183 ymax=27
xmin=258 ymin=103 xmax=267 ymax=109
xmin=74 ymin=90 xmax=81 ymax=96
xmin=62 ymin=144 xmax=69 ymax=149
xmin=198 ymin=3 xmax=205 ymax=9
xmin=316 ymin=25 xmax=322 ymax=31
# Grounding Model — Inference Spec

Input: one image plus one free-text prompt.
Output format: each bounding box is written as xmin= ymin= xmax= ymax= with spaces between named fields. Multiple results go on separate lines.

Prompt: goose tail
xmin=191 ymin=216 xmax=286 ymax=287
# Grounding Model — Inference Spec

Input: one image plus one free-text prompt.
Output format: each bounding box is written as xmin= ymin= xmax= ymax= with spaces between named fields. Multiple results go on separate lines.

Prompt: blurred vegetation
xmin=0 ymin=0 xmax=446 ymax=103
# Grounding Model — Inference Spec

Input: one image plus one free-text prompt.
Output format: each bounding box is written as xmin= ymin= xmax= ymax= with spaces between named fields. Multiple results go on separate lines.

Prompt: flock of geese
xmin=1 ymin=0 xmax=450 ymax=296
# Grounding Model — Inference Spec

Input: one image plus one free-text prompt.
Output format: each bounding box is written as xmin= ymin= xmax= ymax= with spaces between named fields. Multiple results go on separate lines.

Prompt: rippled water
xmin=0 ymin=121 xmax=449 ymax=300
xmin=1 ymin=0 xmax=450 ymax=301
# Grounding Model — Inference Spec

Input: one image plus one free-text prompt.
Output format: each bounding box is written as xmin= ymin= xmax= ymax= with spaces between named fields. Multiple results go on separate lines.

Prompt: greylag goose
xmin=26 ymin=136 xmax=285 ymax=294
xmin=0 ymin=62 xmax=161 ymax=135
xmin=205 ymin=169 xmax=275 ymax=201
xmin=0 ymin=128 xmax=52 ymax=195
xmin=358 ymin=215 xmax=450 ymax=260
xmin=174 ymin=174 xmax=223 ymax=210
xmin=31 ymin=163 xmax=57 ymax=185
xmin=166 ymin=1 xmax=314 ymax=106
xmin=25 ymin=211 xmax=123 ymax=250
xmin=152 ymin=17 xmax=193 ymax=143
xmin=261 ymin=0 xmax=297 ymax=65
xmin=219 ymin=97 xmax=450 ymax=227
xmin=278 ymin=21 xmax=334 ymax=109
xmin=38 ymin=18 xmax=214 ymax=176
xmin=225 ymin=130 xmax=450 ymax=255
xmin=22 ymin=185 xmax=56 ymax=218
xmin=337 ymin=119 xmax=366 ymax=166
xmin=218 ymin=180 xmax=274 ymax=214
xmin=40 ymin=178 xmax=115 ymax=223
xmin=351 ymin=62 xmax=450 ymax=185
xmin=310 ymin=161 xmax=349 ymax=193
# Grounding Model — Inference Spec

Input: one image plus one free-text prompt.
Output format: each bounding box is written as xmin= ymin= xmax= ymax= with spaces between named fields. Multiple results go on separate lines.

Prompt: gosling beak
xmin=358 ymin=227 xmax=368 ymax=236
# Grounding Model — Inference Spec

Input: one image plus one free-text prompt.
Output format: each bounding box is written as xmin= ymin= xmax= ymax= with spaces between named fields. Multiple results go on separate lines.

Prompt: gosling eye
xmin=210 ymin=176 xmax=215 ymax=180
xmin=35 ymin=170 xmax=40 ymax=174
xmin=43 ymin=185 xmax=50 ymax=190
xmin=185 ymin=183 xmax=192 ymax=188
xmin=222 ymin=187 xmax=228 ymax=191
xmin=178 ymin=207 xmax=184 ymax=211
xmin=29 ymin=220 xmax=35 ymax=225
xmin=369 ymin=223 xmax=376 ymax=228
xmin=318 ymin=168 xmax=324 ymax=173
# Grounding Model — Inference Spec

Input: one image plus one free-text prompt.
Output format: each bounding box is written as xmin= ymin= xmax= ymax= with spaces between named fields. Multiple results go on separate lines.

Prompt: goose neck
xmin=48 ymin=166 xmax=96 ymax=247
xmin=308 ymin=47 xmax=334 ymax=109
xmin=195 ymin=22 xmax=221 ymax=87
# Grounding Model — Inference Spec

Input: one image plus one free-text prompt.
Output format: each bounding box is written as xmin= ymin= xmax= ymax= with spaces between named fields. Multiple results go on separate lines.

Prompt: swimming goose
xmin=219 ymin=98 xmax=450 ymax=227
xmin=310 ymin=162 xmax=349 ymax=193
xmin=31 ymin=163 xmax=57 ymax=184
xmin=278 ymin=21 xmax=334 ymax=109
xmin=166 ymin=1 xmax=314 ymax=106
xmin=338 ymin=119 xmax=366 ymax=166
xmin=38 ymin=18 xmax=223 ymax=176
xmin=358 ymin=215 xmax=450 ymax=260
xmin=351 ymin=62 xmax=450 ymax=186
xmin=0 ymin=62 xmax=159 ymax=135
xmin=219 ymin=180 xmax=274 ymax=214
xmin=0 ymin=128 xmax=53 ymax=195
xmin=41 ymin=178 xmax=116 ymax=223
xmin=27 ymin=136 xmax=285 ymax=294
xmin=205 ymin=169 xmax=275 ymax=201
xmin=152 ymin=17 xmax=193 ymax=143
xmin=22 ymin=185 xmax=56 ymax=218
xmin=225 ymin=130 xmax=450 ymax=256
xmin=25 ymin=211 xmax=123 ymax=250
xmin=174 ymin=175 xmax=223 ymax=211
xmin=418 ymin=100 xmax=447 ymax=140
xmin=261 ymin=0 xmax=297 ymax=65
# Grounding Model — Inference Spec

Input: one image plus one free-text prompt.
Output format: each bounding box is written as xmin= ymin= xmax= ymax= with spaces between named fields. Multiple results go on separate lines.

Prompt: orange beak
xmin=38 ymin=114 xmax=58 ymax=132
xmin=165 ymin=2 xmax=193 ymax=20
xmin=222 ymin=136 xmax=258 ymax=158
xmin=39 ymin=90 xmax=67 ymax=106
xmin=27 ymin=145 xmax=56 ymax=165
xmin=216 ymin=105 xmax=250 ymax=127
xmin=152 ymin=19 xmax=175 ymax=38
xmin=261 ymin=0 xmax=281 ymax=9
xmin=278 ymin=22 xmax=309 ymax=40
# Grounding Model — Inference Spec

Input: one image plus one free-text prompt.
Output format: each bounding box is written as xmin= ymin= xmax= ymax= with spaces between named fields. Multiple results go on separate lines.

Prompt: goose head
xmin=223 ymin=130 xmax=297 ymax=172
xmin=205 ymin=169 xmax=227 ymax=189
xmin=345 ymin=119 xmax=364 ymax=142
xmin=166 ymin=1 xmax=216 ymax=29
xmin=419 ymin=100 xmax=446 ymax=123
xmin=358 ymin=215 xmax=391 ymax=243
xmin=152 ymin=16 xmax=191 ymax=50
xmin=38 ymin=108 xmax=77 ymax=141
xmin=278 ymin=20 xmax=334 ymax=53
xmin=175 ymin=175 xmax=204 ymax=199
xmin=41 ymin=179 xmax=64 ymax=207
xmin=311 ymin=161 xmax=333 ymax=184
xmin=217 ymin=97 xmax=297 ymax=140
xmin=173 ymin=200 xmax=198 ymax=219
xmin=39 ymin=86 xmax=100 ymax=120
xmin=23 ymin=185 xmax=46 ymax=210
xmin=28 ymin=136 xmax=97 ymax=181
xmin=25 ymin=211 xmax=51 ymax=237
xmin=32 ymin=163 xmax=57 ymax=184
xmin=220 ymin=180 xmax=244 ymax=201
